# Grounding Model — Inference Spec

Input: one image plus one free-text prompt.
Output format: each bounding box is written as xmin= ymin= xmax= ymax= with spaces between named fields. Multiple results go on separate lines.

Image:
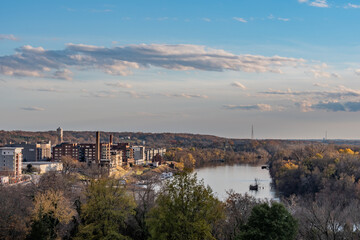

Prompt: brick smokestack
xmin=109 ymin=134 xmax=113 ymax=146
xmin=95 ymin=131 xmax=101 ymax=164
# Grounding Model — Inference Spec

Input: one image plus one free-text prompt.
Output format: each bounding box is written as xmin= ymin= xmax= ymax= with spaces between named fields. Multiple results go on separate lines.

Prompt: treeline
xmin=268 ymin=144 xmax=360 ymax=239
xmin=164 ymin=147 xmax=269 ymax=168
xmin=0 ymin=170 xmax=298 ymax=240
xmin=0 ymin=130 xmax=331 ymax=149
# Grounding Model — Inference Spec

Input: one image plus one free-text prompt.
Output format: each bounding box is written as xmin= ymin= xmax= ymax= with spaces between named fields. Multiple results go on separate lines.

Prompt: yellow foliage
xmin=339 ymin=148 xmax=355 ymax=154
xmin=315 ymin=153 xmax=323 ymax=159
xmin=33 ymin=189 xmax=75 ymax=224
xmin=180 ymin=153 xmax=196 ymax=170
xmin=281 ymin=161 xmax=298 ymax=171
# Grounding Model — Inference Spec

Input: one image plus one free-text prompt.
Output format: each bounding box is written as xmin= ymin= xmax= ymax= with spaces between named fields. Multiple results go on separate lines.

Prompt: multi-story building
xmin=110 ymin=150 xmax=122 ymax=167
xmin=35 ymin=141 xmax=51 ymax=161
xmin=6 ymin=142 xmax=36 ymax=162
xmin=78 ymin=144 xmax=96 ymax=164
xmin=52 ymin=143 xmax=78 ymax=161
xmin=132 ymin=146 xmax=145 ymax=165
xmin=0 ymin=147 xmax=23 ymax=177
xmin=113 ymin=143 xmax=134 ymax=166
xmin=101 ymin=143 xmax=111 ymax=160
xmin=145 ymin=148 xmax=166 ymax=163
xmin=6 ymin=141 xmax=51 ymax=162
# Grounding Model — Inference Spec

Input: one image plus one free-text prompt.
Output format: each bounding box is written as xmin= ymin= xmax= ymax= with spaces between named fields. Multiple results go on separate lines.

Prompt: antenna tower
xmin=251 ymin=125 xmax=254 ymax=139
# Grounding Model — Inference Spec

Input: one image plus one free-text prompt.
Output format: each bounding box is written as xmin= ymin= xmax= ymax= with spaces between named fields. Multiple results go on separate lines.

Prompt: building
xmin=113 ymin=143 xmax=134 ymax=166
xmin=22 ymin=162 xmax=63 ymax=174
xmin=6 ymin=142 xmax=36 ymax=162
xmin=101 ymin=143 xmax=111 ymax=160
xmin=52 ymin=143 xmax=78 ymax=161
xmin=78 ymin=144 xmax=96 ymax=164
xmin=145 ymin=148 xmax=167 ymax=163
xmin=110 ymin=150 xmax=122 ymax=167
xmin=0 ymin=147 xmax=23 ymax=177
xmin=6 ymin=141 xmax=51 ymax=162
xmin=35 ymin=141 xmax=51 ymax=161
xmin=57 ymin=127 xmax=63 ymax=143
xmin=132 ymin=146 xmax=145 ymax=165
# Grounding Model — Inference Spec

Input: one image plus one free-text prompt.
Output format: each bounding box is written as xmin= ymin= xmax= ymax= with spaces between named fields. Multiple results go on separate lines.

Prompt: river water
xmin=195 ymin=164 xmax=277 ymax=201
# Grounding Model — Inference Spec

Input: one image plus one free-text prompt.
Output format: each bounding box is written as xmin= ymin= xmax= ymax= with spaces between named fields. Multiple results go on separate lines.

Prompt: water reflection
xmin=195 ymin=164 xmax=277 ymax=201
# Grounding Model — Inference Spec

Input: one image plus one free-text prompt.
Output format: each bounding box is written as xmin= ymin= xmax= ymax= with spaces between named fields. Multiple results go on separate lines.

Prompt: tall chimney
xmin=95 ymin=131 xmax=101 ymax=164
xmin=109 ymin=134 xmax=113 ymax=146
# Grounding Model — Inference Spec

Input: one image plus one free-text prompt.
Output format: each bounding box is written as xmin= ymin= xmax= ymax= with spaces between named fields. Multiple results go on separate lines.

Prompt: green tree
xmin=237 ymin=202 xmax=298 ymax=240
xmin=75 ymin=178 xmax=135 ymax=240
xmin=147 ymin=172 xmax=224 ymax=240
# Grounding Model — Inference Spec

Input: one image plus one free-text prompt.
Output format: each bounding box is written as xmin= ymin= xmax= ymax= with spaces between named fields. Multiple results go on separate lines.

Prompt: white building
xmin=22 ymin=162 xmax=63 ymax=174
xmin=132 ymin=146 xmax=145 ymax=165
xmin=0 ymin=147 xmax=23 ymax=177
xmin=145 ymin=148 xmax=166 ymax=163
xmin=0 ymin=176 xmax=9 ymax=185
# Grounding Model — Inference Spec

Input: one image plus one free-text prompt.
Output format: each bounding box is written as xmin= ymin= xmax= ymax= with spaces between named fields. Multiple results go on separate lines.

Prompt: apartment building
xmin=0 ymin=147 xmax=23 ymax=177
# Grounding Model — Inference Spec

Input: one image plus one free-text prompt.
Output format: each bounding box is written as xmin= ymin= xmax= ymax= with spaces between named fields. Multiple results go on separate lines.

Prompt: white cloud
xmin=278 ymin=18 xmax=290 ymax=22
xmin=0 ymin=34 xmax=18 ymax=41
xmin=346 ymin=3 xmax=360 ymax=8
xmin=233 ymin=17 xmax=247 ymax=23
xmin=202 ymin=18 xmax=211 ymax=22
xmin=105 ymin=82 xmax=132 ymax=88
xmin=298 ymin=0 xmax=308 ymax=3
xmin=261 ymin=85 xmax=360 ymax=100
xmin=313 ymin=82 xmax=329 ymax=88
xmin=20 ymin=106 xmax=45 ymax=111
xmin=52 ymin=69 xmax=73 ymax=80
xmin=0 ymin=43 xmax=306 ymax=80
xmin=164 ymin=93 xmax=208 ymax=99
xmin=309 ymin=0 xmax=329 ymax=8
xmin=20 ymin=87 xmax=64 ymax=93
xmin=355 ymin=69 xmax=360 ymax=75
xmin=224 ymin=104 xmax=272 ymax=111
xmin=124 ymin=90 xmax=149 ymax=99
xmin=231 ymin=81 xmax=247 ymax=89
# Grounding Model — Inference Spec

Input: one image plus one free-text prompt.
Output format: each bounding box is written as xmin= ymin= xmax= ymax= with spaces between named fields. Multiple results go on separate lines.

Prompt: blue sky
xmin=1 ymin=0 xmax=360 ymax=139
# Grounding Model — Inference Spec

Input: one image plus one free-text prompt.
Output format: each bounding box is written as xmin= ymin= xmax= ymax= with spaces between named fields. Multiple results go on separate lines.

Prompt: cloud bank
xmin=0 ymin=43 xmax=306 ymax=80
xmin=224 ymin=104 xmax=272 ymax=111
xmin=0 ymin=34 xmax=18 ymax=41
xmin=20 ymin=106 xmax=45 ymax=111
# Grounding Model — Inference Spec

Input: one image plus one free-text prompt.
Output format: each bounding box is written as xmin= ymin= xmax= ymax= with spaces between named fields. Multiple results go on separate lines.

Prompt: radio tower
xmin=251 ymin=125 xmax=254 ymax=139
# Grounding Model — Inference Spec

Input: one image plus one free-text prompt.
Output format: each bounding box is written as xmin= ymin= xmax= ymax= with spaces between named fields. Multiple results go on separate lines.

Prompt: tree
xmin=147 ymin=172 xmax=224 ymax=240
xmin=61 ymin=156 xmax=81 ymax=175
xmin=25 ymin=164 xmax=39 ymax=174
xmin=27 ymin=189 xmax=76 ymax=240
xmin=222 ymin=191 xmax=261 ymax=240
xmin=238 ymin=202 xmax=298 ymax=240
xmin=75 ymin=178 xmax=135 ymax=240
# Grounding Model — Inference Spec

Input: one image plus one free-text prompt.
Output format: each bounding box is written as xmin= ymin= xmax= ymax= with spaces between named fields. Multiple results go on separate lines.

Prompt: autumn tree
xmin=222 ymin=191 xmax=262 ymax=240
xmin=61 ymin=156 xmax=82 ymax=175
xmin=147 ymin=172 xmax=224 ymax=240
xmin=27 ymin=189 xmax=76 ymax=240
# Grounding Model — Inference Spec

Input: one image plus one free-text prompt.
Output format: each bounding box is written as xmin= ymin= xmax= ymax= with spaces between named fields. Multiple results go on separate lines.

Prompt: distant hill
xmin=0 ymin=130 xmax=359 ymax=150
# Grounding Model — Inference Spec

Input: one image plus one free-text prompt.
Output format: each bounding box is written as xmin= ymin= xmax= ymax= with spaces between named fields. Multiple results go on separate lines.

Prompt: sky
xmin=1 ymin=0 xmax=360 ymax=139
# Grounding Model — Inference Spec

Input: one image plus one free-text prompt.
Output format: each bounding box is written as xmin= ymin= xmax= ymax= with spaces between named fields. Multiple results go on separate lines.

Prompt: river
xmin=195 ymin=164 xmax=277 ymax=201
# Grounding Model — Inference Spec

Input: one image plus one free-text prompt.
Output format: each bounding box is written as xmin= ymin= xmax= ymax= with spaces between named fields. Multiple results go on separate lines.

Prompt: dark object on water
xmin=249 ymin=178 xmax=259 ymax=191
xmin=261 ymin=165 xmax=269 ymax=169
